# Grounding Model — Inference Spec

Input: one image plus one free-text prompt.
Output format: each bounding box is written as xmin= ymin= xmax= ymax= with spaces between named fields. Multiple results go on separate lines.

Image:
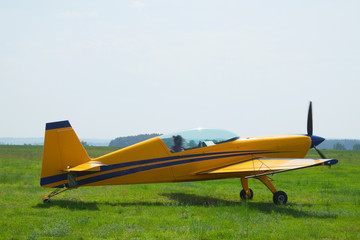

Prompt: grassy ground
xmin=0 ymin=145 xmax=359 ymax=239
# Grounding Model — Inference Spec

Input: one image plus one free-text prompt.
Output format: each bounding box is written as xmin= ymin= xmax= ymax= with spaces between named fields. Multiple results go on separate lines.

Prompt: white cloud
xmin=131 ymin=0 xmax=147 ymax=9
xmin=56 ymin=11 xmax=99 ymax=19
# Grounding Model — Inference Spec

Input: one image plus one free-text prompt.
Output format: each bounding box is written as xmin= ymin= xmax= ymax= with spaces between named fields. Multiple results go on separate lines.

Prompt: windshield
xmin=159 ymin=128 xmax=239 ymax=153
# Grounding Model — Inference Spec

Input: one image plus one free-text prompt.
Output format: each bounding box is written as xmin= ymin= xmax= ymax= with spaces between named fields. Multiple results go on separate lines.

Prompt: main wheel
xmin=273 ymin=191 xmax=287 ymax=205
xmin=43 ymin=198 xmax=50 ymax=203
xmin=240 ymin=188 xmax=253 ymax=200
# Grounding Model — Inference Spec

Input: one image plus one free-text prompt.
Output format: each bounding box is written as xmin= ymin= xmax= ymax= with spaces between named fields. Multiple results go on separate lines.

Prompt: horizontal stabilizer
xmin=201 ymin=158 xmax=338 ymax=178
xmin=65 ymin=161 xmax=107 ymax=172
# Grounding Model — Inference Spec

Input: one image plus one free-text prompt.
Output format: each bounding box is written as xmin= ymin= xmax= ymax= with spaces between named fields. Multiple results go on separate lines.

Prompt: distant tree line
xmin=333 ymin=142 xmax=346 ymax=150
xmin=353 ymin=144 xmax=360 ymax=150
xmin=109 ymin=134 xmax=162 ymax=147
xmin=333 ymin=142 xmax=360 ymax=150
xmin=318 ymin=139 xmax=360 ymax=150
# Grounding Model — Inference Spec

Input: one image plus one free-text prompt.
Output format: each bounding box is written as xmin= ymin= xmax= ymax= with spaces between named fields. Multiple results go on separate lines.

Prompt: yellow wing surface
xmin=65 ymin=161 xmax=108 ymax=172
xmin=201 ymin=158 xmax=338 ymax=178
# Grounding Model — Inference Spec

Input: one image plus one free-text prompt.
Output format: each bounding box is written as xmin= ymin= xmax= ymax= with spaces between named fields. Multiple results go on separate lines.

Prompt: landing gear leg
xmin=42 ymin=187 xmax=75 ymax=203
xmin=256 ymin=175 xmax=287 ymax=205
xmin=240 ymin=178 xmax=253 ymax=200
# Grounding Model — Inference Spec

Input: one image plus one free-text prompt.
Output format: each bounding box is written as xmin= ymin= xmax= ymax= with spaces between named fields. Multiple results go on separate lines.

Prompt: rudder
xmin=40 ymin=120 xmax=91 ymax=188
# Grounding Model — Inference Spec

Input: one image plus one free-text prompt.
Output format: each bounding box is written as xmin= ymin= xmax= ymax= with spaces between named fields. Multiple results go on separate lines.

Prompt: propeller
xmin=307 ymin=101 xmax=326 ymax=159
xmin=314 ymin=146 xmax=326 ymax=159
xmin=307 ymin=102 xmax=313 ymax=136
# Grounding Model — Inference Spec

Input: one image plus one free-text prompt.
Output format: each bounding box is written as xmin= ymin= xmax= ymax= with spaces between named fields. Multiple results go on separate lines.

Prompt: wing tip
xmin=324 ymin=159 xmax=338 ymax=166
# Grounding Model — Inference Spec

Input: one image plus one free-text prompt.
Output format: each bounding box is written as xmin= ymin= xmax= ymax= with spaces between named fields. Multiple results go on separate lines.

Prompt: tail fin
xmin=40 ymin=120 xmax=91 ymax=188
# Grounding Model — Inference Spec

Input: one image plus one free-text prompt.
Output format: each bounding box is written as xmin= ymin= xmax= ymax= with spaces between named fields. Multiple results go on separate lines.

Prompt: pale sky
xmin=1 ymin=1 xmax=359 ymax=140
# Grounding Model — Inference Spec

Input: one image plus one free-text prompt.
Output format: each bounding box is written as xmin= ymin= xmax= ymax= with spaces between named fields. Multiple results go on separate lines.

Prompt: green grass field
xmin=0 ymin=145 xmax=359 ymax=239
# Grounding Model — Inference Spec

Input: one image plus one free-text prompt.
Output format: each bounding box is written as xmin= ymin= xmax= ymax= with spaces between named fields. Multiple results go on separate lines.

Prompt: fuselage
xmin=76 ymin=134 xmax=312 ymax=187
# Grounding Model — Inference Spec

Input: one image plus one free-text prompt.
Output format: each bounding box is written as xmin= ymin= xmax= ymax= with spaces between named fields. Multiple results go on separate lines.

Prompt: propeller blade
xmin=314 ymin=146 xmax=326 ymax=159
xmin=307 ymin=101 xmax=313 ymax=136
xmin=306 ymin=102 xmax=327 ymax=160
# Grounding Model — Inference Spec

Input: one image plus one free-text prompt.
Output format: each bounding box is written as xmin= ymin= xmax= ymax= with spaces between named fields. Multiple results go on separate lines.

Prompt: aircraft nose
xmin=310 ymin=135 xmax=325 ymax=148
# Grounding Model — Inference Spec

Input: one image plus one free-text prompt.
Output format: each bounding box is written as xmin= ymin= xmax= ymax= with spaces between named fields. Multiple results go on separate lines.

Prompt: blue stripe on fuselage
xmin=96 ymin=151 xmax=256 ymax=172
xmin=40 ymin=151 xmax=254 ymax=186
xmin=40 ymin=150 xmax=279 ymax=187
xmin=40 ymin=173 xmax=67 ymax=186
xmin=76 ymin=150 xmax=278 ymax=186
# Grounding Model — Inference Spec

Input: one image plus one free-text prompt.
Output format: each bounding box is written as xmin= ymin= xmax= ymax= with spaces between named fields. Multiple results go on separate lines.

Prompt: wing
xmin=200 ymin=158 xmax=338 ymax=178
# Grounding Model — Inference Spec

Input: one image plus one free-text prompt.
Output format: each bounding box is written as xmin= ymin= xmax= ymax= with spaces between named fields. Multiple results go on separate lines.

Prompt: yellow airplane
xmin=41 ymin=102 xmax=338 ymax=204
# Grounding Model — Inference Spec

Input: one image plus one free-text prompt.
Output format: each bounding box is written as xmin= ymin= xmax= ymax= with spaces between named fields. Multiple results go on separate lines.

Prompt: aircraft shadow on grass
xmin=33 ymin=193 xmax=337 ymax=219
xmin=33 ymin=199 xmax=100 ymax=211
xmin=160 ymin=193 xmax=338 ymax=219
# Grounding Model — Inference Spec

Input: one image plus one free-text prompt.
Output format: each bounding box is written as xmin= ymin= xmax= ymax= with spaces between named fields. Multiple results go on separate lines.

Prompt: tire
xmin=43 ymin=198 xmax=50 ymax=203
xmin=240 ymin=188 xmax=253 ymax=200
xmin=273 ymin=191 xmax=287 ymax=205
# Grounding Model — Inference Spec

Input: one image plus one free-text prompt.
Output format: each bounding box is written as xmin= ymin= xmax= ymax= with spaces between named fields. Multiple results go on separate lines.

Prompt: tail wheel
xmin=273 ymin=191 xmax=287 ymax=205
xmin=240 ymin=188 xmax=253 ymax=200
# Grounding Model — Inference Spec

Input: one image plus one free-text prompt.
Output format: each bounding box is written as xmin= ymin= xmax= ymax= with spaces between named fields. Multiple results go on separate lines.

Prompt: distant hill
xmin=0 ymin=138 xmax=110 ymax=146
xmin=109 ymin=134 xmax=161 ymax=147
xmin=0 ymin=138 xmax=44 ymax=145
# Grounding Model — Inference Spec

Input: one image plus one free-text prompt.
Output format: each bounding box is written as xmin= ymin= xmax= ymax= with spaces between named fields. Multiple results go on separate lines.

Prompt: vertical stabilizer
xmin=41 ymin=120 xmax=91 ymax=188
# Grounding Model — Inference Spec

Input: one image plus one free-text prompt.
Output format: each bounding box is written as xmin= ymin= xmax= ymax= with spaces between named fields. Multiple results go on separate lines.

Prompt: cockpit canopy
xmin=159 ymin=128 xmax=239 ymax=153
